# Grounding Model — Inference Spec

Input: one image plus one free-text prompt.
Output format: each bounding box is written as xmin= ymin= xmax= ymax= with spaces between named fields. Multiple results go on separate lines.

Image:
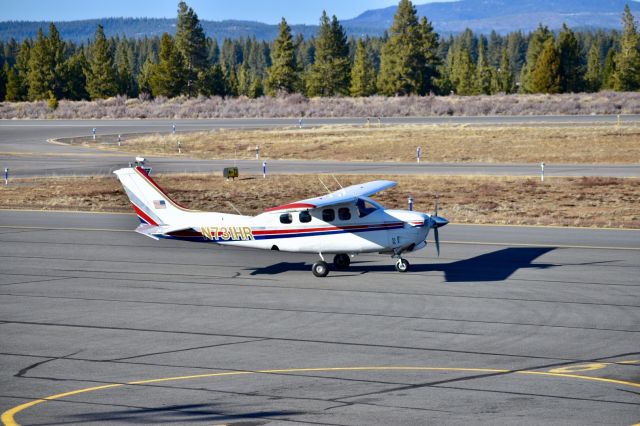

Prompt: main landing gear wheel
xmin=312 ymin=261 xmax=330 ymax=277
xmin=333 ymin=253 xmax=351 ymax=270
xmin=395 ymin=258 xmax=410 ymax=273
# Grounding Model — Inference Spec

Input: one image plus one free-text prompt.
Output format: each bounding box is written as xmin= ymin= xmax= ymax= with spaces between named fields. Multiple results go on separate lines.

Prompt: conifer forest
xmin=0 ymin=0 xmax=639 ymax=105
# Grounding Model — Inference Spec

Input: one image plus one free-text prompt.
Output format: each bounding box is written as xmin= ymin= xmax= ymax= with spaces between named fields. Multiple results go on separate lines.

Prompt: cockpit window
xmin=279 ymin=213 xmax=292 ymax=224
xmin=299 ymin=211 xmax=312 ymax=223
xmin=356 ymin=198 xmax=378 ymax=217
xmin=322 ymin=209 xmax=335 ymax=222
xmin=338 ymin=207 xmax=351 ymax=221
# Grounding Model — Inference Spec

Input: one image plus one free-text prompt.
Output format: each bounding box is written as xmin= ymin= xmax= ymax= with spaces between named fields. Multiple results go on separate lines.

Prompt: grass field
xmin=2 ymin=174 xmax=638 ymax=228
xmin=73 ymin=124 xmax=640 ymax=164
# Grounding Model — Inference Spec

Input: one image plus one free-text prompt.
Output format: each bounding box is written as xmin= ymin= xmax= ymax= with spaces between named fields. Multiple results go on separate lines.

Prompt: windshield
xmin=356 ymin=197 xmax=380 ymax=218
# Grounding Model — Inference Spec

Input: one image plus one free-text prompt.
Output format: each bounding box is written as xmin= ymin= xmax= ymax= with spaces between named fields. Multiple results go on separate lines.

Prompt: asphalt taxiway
xmin=0 ymin=211 xmax=638 ymax=425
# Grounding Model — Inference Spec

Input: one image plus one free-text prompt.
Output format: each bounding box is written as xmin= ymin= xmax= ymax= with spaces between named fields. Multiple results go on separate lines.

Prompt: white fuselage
xmin=166 ymin=204 xmax=430 ymax=255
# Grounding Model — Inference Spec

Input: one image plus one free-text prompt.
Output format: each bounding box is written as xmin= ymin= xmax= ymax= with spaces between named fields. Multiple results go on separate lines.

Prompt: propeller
xmin=428 ymin=193 xmax=448 ymax=257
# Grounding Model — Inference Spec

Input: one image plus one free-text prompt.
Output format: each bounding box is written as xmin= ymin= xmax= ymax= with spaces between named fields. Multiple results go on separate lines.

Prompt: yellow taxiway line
xmin=2 ymin=365 xmax=640 ymax=426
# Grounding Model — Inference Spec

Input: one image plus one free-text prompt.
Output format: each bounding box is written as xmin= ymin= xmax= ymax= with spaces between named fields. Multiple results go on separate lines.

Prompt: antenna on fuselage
xmin=227 ymin=201 xmax=243 ymax=215
xmin=331 ymin=174 xmax=343 ymax=189
xmin=318 ymin=177 xmax=331 ymax=194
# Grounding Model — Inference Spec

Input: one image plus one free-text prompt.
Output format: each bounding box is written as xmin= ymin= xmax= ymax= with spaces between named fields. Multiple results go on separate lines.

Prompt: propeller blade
xmin=434 ymin=227 xmax=440 ymax=257
xmin=435 ymin=194 xmax=439 ymax=217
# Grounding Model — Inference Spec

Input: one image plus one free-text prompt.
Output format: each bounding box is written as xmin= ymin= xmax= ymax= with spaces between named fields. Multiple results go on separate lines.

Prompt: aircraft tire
xmin=395 ymin=258 xmax=410 ymax=273
xmin=333 ymin=254 xmax=351 ymax=270
xmin=312 ymin=261 xmax=330 ymax=277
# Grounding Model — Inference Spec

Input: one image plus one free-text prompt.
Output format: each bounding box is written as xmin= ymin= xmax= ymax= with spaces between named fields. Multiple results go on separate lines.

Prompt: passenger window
xmin=322 ymin=209 xmax=335 ymax=222
xmin=338 ymin=207 xmax=351 ymax=221
xmin=279 ymin=213 xmax=292 ymax=224
xmin=299 ymin=211 xmax=311 ymax=223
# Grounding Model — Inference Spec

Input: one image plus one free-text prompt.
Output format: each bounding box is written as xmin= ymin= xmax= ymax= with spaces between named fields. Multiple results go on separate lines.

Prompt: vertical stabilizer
xmin=113 ymin=167 xmax=196 ymax=225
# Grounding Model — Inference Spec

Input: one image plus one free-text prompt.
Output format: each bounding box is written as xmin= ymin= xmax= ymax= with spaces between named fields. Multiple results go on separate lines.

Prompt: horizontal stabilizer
xmin=134 ymin=224 xmax=194 ymax=240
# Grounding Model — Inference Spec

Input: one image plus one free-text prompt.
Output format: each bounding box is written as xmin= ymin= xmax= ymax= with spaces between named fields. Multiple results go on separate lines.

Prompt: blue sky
xmin=1 ymin=0 xmax=453 ymax=23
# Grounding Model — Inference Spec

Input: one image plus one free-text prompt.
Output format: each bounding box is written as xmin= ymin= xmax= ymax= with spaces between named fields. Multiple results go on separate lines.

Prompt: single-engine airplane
xmin=114 ymin=167 xmax=448 ymax=277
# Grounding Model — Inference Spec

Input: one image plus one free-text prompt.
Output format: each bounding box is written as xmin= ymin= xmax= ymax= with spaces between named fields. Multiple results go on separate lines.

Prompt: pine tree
xmin=64 ymin=51 xmax=89 ymax=100
xmin=496 ymin=48 xmax=515 ymax=93
xmin=3 ymin=38 xmax=18 ymax=68
xmin=237 ymin=62 xmax=251 ymax=96
xmin=487 ymin=30 xmax=503 ymax=68
xmin=506 ymin=31 xmax=527 ymax=77
xmin=613 ymin=5 xmax=640 ymax=91
xmin=27 ymin=28 xmax=52 ymax=100
xmin=150 ymin=33 xmax=185 ymax=97
xmin=226 ymin=66 xmax=239 ymax=97
xmin=4 ymin=64 xmax=21 ymax=101
xmin=378 ymin=0 xmax=438 ymax=95
xmin=137 ymin=58 xmax=154 ymax=95
xmin=221 ymin=38 xmax=243 ymax=70
xmin=115 ymin=38 xmax=137 ymax=97
xmin=521 ymin=25 xmax=553 ymax=93
xmin=584 ymin=43 xmax=602 ymax=92
xmin=199 ymin=64 xmax=227 ymax=97
xmin=529 ymin=38 xmax=561 ymax=93
xmin=175 ymin=1 xmax=207 ymax=96
xmin=450 ymin=45 xmax=475 ymax=95
xmin=295 ymin=34 xmax=313 ymax=72
xmin=47 ymin=23 xmax=66 ymax=99
xmin=208 ymin=38 xmax=220 ymax=64
xmin=602 ymin=48 xmax=617 ymax=89
xmin=557 ymin=24 xmax=584 ymax=93
xmin=265 ymin=18 xmax=298 ymax=95
xmin=475 ymin=36 xmax=494 ymax=95
xmin=350 ymin=38 xmax=377 ymax=96
xmin=11 ymin=40 xmax=30 ymax=101
xmin=0 ymin=63 xmax=6 ymax=101
xmin=417 ymin=16 xmax=440 ymax=94
xmin=306 ymin=12 xmax=351 ymax=96
xmin=85 ymin=25 xmax=117 ymax=99
xmin=248 ymin=75 xmax=264 ymax=98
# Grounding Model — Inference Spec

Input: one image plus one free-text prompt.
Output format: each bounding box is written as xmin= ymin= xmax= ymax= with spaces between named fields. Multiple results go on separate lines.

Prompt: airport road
xmin=3 ymin=155 xmax=640 ymax=178
xmin=0 ymin=210 xmax=638 ymax=425
xmin=1 ymin=116 xmax=639 ymax=178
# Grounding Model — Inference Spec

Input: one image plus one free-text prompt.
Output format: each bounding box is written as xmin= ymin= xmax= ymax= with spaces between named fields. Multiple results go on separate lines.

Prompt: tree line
xmin=0 ymin=0 xmax=639 ymax=104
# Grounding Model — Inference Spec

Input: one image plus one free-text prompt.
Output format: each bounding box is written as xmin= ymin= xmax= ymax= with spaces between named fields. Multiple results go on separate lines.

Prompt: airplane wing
xmin=265 ymin=180 xmax=396 ymax=212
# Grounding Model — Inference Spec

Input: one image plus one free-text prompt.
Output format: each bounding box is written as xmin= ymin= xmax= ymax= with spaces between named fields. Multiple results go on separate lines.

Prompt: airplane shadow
xmin=248 ymin=247 xmax=558 ymax=283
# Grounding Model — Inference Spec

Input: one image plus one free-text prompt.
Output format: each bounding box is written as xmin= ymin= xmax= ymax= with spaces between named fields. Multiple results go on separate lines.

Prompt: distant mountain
xmin=345 ymin=0 xmax=640 ymax=35
xmin=1 ymin=0 xmax=640 ymax=43
xmin=0 ymin=18 xmax=320 ymax=44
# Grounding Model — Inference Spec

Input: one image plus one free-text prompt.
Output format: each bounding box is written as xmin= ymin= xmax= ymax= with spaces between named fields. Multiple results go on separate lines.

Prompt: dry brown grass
xmin=72 ymin=124 xmax=640 ymax=164
xmin=1 ymin=174 xmax=638 ymax=229
xmin=2 ymin=92 xmax=640 ymax=119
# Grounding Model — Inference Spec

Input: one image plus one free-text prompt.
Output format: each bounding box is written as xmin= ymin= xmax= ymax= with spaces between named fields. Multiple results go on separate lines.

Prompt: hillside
xmin=345 ymin=0 xmax=640 ymax=34
xmin=1 ymin=0 xmax=639 ymax=42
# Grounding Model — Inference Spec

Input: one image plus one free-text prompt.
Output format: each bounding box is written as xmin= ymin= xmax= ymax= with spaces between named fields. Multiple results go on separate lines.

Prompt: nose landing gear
xmin=395 ymin=258 xmax=410 ymax=272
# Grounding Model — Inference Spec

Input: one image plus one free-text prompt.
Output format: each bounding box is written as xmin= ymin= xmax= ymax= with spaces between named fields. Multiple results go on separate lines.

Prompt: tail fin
xmin=114 ymin=167 xmax=196 ymax=225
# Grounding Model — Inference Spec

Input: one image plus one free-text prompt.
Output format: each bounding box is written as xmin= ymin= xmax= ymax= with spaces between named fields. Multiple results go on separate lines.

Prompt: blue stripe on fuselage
xmin=156 ymin=223 xmax=405 ymax=242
